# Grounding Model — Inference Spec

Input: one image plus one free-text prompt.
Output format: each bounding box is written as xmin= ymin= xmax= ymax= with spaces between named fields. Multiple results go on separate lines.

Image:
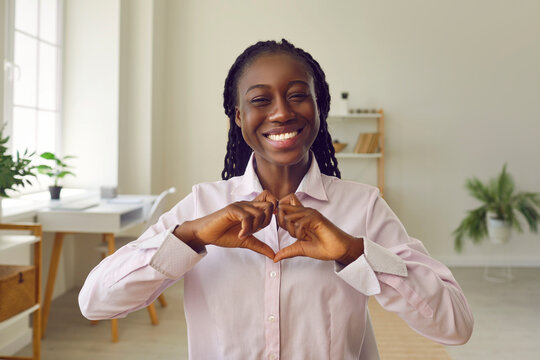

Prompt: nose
xmin=268 ymin=97 xmax=294 ymax=123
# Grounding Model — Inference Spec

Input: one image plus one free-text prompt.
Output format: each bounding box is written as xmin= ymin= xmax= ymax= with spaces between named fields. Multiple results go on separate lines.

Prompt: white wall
xmin=118 ymin=0 xmax=153 ymax=195
xmin=159 ymin=0 xmax=540 ymax=265
xmin=0 ymin=0 xmax=4 ymax=123
xmin=62 ymin=0 xmax=120 ymax=189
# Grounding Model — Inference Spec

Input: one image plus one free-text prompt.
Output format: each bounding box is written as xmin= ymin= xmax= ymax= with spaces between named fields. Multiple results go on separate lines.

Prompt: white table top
xmin=2 ymin=189 xmax=157 ymax=234
xmin=38 ymin=195 xmax=156 ymax=234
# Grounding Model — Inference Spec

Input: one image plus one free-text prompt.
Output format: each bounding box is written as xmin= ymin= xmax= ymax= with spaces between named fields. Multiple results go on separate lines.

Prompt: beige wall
xmin=159 ymin=0 xmax=540 ymax=264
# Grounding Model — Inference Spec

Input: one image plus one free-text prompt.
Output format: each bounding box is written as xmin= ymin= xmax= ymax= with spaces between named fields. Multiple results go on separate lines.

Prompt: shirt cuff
xmin=363 ymin=238 xmax=408 ymax=277
xmin=334 ymin=237 xmax=407 ymax=296
xmin=149 ymin=227 xmax=206 ymax=279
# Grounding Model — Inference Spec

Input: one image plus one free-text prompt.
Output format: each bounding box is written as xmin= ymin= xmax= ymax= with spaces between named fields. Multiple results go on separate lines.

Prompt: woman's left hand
xmin=274 ymin=194 xmax=364 ymax=265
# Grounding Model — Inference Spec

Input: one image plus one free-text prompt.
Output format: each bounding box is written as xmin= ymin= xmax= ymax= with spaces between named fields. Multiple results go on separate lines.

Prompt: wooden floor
xmin=13 ymin=267 xmax=540 ymax=360
xmin=368 ymin=298 xmax=451 ymax=359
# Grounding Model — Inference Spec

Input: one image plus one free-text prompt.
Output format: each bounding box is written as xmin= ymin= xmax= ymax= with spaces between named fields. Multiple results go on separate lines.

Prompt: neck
xmin=254 ymin=153 xmax=311 ymax=200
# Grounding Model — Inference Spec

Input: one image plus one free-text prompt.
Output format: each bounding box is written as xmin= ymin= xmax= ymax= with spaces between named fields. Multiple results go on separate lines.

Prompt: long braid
xmin=222 ymin=39 xmax=340 ymax=180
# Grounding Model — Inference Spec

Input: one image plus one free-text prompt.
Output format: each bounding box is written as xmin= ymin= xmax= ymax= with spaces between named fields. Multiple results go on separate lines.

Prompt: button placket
xmin=264 ymin=215 xmax=281 ymax=359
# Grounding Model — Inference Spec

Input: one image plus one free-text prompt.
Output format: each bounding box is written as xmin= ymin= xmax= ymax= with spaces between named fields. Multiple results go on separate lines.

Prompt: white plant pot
xmin=487 ymin=216 xmax=511 ymax=244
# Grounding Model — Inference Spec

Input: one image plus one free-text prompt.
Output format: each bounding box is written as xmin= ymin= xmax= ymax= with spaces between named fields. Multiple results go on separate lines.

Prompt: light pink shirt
xmin=79 ymin=154 xmax=473 ymax=359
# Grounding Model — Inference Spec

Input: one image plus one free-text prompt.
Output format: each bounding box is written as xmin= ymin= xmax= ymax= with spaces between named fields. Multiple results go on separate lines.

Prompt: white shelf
xmin=0 ymin=235 xmax=40 ymax=252
xmin=328 ymin=113 xmax=381 ymax=120
xmin=0 ymin=304 xmax=39 ymax=331
xmin=336 ymin=153 xmax=382 ymax=159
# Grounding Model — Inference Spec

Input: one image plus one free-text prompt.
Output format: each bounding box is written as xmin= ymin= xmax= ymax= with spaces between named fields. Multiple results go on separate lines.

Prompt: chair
xmin=93 ymin=187 xmax=176 ymax=340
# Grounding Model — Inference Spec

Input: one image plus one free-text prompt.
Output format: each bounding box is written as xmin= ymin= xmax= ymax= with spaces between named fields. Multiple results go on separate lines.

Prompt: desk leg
xmin=41 ymin=232 xmax=65 ymax=338
xmin=104 ymin=233 xmax=120 ymax=343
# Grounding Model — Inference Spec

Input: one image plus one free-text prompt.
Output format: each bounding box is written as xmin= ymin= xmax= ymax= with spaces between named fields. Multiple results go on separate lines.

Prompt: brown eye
xmin=288 ymin=93 xmax=308 ymax=102
xmin=250 ymin=97 xmax=270 ymax=106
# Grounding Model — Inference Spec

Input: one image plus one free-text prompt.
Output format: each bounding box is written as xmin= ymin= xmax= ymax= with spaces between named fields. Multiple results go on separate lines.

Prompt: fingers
xmin=254 ymin=190 xmax=279 ymax=213
xmin=239 ymin=235 xmax=276 ymax=260
xmin=274 ymin=241 xmax=306 ymax=262
xmin=277 ymin=205 xmax=313 ymax=239
xmin=228 ymin=201 xmax=274 ymax=239
xmin=278 ymin=193 xmax=304 ymax=207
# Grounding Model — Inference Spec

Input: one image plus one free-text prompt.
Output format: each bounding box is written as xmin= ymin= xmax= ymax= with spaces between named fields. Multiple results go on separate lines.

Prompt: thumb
xmin=240 ymin=235 xmax=276 ymax=260
xmin=274 ymin=241 xmax=305 ymax=262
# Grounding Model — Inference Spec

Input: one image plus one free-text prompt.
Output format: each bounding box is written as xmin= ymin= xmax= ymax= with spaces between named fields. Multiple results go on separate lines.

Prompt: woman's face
xmin=235 ymin=53 xmax=320 ymax=168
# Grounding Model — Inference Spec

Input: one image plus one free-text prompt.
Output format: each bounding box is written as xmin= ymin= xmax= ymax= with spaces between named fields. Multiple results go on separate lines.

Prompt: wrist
xmin=174 ymin=222 xmax=206 ymax=253
xmin=337 ymin=236 xmax=364 ymax=266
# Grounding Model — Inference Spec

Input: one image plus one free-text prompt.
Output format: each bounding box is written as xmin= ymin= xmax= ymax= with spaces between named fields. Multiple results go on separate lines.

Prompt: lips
xmin=263 ymin=127 xmax=303 ymax=141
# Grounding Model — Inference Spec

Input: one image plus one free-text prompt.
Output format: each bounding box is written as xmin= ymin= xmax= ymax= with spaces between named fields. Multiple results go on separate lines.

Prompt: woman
xmin=80 ymin=39 xmax=473 ymax=359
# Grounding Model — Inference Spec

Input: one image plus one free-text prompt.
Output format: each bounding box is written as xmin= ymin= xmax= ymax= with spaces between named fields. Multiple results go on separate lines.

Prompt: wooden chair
xmin=93 ymin=187 xmax=175 ymax=341
xmin=0 ymin=223 xmax=42 ymax=360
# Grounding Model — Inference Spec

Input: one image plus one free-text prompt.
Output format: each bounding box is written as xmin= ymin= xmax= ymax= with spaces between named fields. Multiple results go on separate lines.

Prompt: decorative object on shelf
xmin=453 ymin=164 xmax=540 ymax=252
xmin=352 ymin=108 xmax=378 ymax=114
xmin=37 ymin=152 xmax=77 ymax=200
xmin=0 ymin=125 xmax=37 ymax=218
xmin=335 ymin=91 xmax=349 ymax=116
xmin=332 ymin=140 xmax=347 ymax=153
xmin=353 ymin=133 xmax=379 ymax=153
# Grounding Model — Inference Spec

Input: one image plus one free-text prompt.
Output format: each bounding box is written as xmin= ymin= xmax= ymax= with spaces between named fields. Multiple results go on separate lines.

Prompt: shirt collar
xmin=231 ymin=151 xmax=329 ymax=202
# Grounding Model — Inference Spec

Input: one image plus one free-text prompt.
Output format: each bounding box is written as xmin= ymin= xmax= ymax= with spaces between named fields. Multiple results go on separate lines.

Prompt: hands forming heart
xmin=174 ymin=190 xmax=364 ymax=265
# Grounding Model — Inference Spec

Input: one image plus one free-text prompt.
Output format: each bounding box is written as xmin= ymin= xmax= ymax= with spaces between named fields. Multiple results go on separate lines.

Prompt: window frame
xmin=3 ymin=0 xmax=64 ymax=194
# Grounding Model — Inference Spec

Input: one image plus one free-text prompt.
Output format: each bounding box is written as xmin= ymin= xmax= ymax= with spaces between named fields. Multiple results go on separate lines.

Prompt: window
xmin=3 ymin=0 xmax=63 ymax=192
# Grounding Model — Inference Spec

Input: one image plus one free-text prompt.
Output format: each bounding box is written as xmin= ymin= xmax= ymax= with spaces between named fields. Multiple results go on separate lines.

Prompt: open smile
xmin=263 ymin=128 xmax=303 ymax=141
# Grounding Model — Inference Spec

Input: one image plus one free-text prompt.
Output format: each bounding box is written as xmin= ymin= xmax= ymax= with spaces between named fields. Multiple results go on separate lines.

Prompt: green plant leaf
xmin=40 ymin=152 xmax=56 ymax=160
xmin=56 ymin=171 xmax=75 ymax=178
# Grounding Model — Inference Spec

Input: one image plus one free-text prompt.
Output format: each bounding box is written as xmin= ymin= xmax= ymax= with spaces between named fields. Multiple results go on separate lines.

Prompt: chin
xmin=265 ymin=150 xmax=310 ymax=167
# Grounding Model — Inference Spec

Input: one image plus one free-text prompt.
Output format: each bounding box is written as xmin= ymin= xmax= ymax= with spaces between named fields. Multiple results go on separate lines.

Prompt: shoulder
xmin=191 ymin=176 xmax=241 ymax=196
xmin=321 ymin=174 xmax=380 ymax=203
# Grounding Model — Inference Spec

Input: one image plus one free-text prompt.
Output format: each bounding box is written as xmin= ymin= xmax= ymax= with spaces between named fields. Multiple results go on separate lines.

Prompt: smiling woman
xmin=79 ymin=39 xmax=473 ymax=359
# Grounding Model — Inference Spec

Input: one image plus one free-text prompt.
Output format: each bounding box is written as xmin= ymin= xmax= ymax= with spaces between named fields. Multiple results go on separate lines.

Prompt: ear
xmin=235 ymin=106 xmax=242 ymax=128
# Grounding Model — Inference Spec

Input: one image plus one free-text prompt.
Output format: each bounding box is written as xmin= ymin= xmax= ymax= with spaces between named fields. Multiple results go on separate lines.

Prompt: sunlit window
xmin=3 ymin=0 xmax=63 ymax=192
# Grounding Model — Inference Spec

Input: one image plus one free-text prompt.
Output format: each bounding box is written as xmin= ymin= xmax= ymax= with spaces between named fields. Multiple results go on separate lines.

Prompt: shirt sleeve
xmin=78 ymin=190 xmax=206 ymax=320
xmin=335 ymin=190 xmax=474 ymax=346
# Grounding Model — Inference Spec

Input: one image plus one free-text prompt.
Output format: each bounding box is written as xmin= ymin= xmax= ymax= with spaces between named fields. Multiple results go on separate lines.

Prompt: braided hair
xmin=222 ymin=39 xmax=341 ymax=180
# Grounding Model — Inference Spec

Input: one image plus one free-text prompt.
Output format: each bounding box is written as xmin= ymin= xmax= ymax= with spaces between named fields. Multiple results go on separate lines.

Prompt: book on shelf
xmin=353 ymin=133 xmax=379 ymax=153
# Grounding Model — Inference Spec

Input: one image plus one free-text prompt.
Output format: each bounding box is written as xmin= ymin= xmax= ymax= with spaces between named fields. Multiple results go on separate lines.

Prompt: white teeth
xmin=267 ymin=131 xmax=298 ymax=141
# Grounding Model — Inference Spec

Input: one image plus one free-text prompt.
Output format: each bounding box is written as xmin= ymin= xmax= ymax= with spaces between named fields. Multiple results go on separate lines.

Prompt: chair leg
xmin=147 ymin=303 xmax=159 ymax=325
xmin=111 ymin=319 xmax=119 ymax=342
xmin=157 ymin=294 xmax=168 ymax=307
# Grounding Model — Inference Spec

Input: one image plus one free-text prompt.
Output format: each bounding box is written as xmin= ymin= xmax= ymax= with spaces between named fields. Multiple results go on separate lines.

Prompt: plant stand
xmin=483 ymin=265 xmax=513 ymax=283
xmin=482 ymin=239 xmax=513 ymax=282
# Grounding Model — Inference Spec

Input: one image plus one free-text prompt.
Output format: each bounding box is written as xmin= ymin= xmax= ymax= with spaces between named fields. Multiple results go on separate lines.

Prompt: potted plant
xmin=453 ymin=164 xmax=540 ymax=252
xmin=36 ymin=152 xmax=76 ymax=199
xmin=0 ymin=125 xmax=36 ymax=217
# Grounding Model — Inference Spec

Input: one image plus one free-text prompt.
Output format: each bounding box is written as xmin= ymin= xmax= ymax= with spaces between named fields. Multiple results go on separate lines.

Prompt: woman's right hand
xmin=173 ymin=190 xmax=278 ymax=259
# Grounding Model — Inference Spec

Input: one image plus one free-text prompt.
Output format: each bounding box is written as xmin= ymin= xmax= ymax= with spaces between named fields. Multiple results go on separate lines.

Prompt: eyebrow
xmin=244 ymin=80 xmax=310 ymax=95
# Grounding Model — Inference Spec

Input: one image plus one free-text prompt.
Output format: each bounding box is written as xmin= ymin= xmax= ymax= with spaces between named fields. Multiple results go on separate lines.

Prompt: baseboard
xmin=438 ymin=256 xmax=540 ymax=267
xmin=0 ymin=328 xmax=32 ymax=356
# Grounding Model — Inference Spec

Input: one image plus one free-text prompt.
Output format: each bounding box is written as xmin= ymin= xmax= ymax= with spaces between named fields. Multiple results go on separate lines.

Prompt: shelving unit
xmin=328 ymin=109 xmax=385 ymax=196
xmin=0 ymin=224 xmax=42 ymax=360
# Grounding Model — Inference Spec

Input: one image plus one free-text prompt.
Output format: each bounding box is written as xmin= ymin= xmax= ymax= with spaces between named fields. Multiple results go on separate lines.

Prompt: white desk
xmin=35 ymin=194 xmax=156 ymax=341
xmin=38 ymin=195 xmax=155 ymax=233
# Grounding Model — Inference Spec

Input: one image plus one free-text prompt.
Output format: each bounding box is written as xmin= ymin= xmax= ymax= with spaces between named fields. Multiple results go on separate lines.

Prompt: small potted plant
xmin=453 ymin=164 xmax=540 ymax=252
xmin=0 ymin=125 xmax=36 ymax=217
xmin=37 ymin=152 xmax=76 ymax=199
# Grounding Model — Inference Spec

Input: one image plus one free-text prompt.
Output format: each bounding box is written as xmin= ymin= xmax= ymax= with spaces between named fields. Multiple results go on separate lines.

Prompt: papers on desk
xmin=107 ymin=198 xmax=144 ymax=204
xmin=51 ymin=198 xmax=100 ymax=211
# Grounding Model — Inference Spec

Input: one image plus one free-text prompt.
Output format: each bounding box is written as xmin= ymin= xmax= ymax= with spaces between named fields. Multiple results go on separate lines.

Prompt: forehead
xmin=237 ymin=53 xmax=314 ymax=90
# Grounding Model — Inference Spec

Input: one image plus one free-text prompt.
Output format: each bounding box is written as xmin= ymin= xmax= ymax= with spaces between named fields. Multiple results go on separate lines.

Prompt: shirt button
xmin=269 ymin=271 xmax=277 ymax=278
xmin=269 ymin=354 xmax=277 ymax=360
xmin=267 ymin=314 xmax=276 ymax=322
